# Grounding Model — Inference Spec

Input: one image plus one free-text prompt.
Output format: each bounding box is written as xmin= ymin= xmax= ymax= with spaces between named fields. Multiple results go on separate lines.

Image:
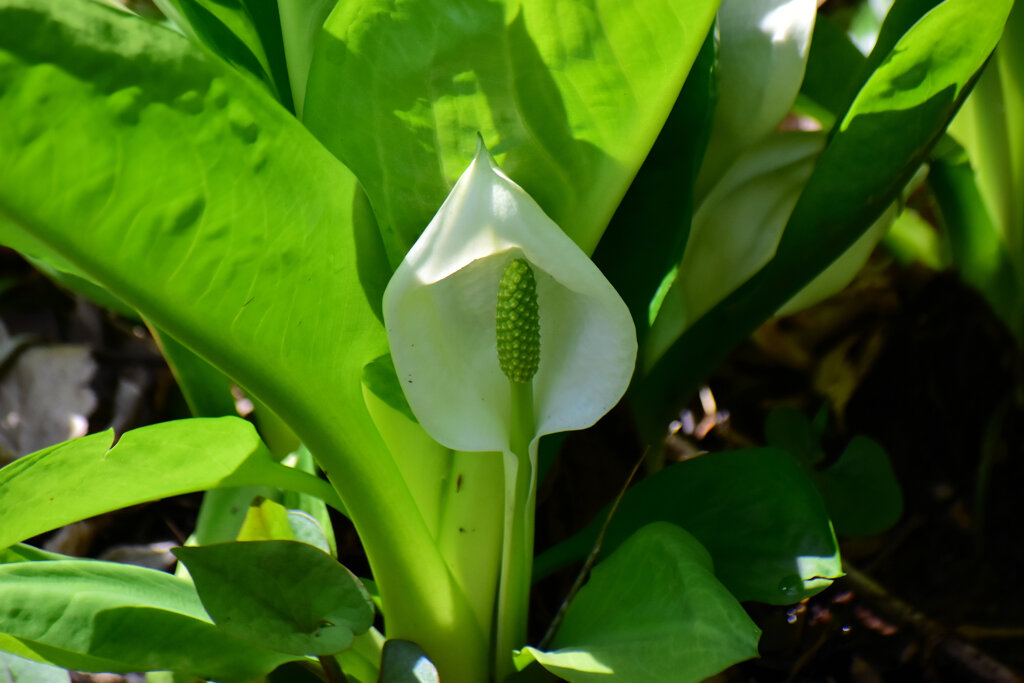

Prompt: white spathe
xmin=383 ymin=142 xmax=637 ymax=454
xmin=697 ymin=0 xmax=817 ymax=198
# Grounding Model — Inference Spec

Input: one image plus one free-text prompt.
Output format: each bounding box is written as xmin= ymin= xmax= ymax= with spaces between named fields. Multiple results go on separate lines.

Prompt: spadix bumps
xmin=496 ymin=258 xmax=540 ymax=384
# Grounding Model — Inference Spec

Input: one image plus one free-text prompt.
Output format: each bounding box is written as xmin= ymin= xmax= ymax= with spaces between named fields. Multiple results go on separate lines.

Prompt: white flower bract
xmin=383 ymin=142 xmax=637 ymax=454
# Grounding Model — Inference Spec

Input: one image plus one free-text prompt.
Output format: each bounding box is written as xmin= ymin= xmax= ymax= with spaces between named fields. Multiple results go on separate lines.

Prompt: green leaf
xmin=860 ymin=0 xmax=942 ymax=96
xmin=0 ymin=559 xmax=294 ymax=680
xmin=0 ymin=544 xmax=64 ymax=564
xmin=172 ymin=540 xmax=375 ymax=656
xmin=151 ymin=326 xmax=288 ymax=547
xmin=799 ymin=14 xmax=865 ymax=121
xmin=533 ymin=448 xmax=840 ymax=604
xmin=636 ymin=0 xmax=1013 ymax=423
xmin=303 ymin=0 xmax=722 ymax=262
xmin=280 ymin=445 xmax=338 ymax=556
xmin=0 ymin=418 xmax=341 ymax=551
xmin=813 ymin=436 xmax=902 ymax=537
xmin=517 ymin=523 xmax=759 ymax=683
xmin=0 ymin=2 xmax=485 ymax=673
xmin=593 ymin=26 xmax=717 ymax=345
xmin=154 ymin=0 xmax=293 ymax=109
xmin=277 ymin=0 xmax=336 ymax=116
xmin=929 ymin=146 xmax=1023 ymax=339
xmin=362 ymin=354 xmax=415 ymax=422
xmin=764 ymin=405 xmax=824 ymax=467
xmin=236 ymin=496 xmax=332 ymax=554
xmin=943 ymin=0 xmax=1024 ymax=341
xmin=151 ymin=326 xmax=238 ymax=418
xmin=379 ymin=640 xmax=440 ymax=683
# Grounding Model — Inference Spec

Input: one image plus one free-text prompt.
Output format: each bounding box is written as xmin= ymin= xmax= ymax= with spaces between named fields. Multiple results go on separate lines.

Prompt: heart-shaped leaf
xmin=173 ymin=540 xmax=375 ymax=656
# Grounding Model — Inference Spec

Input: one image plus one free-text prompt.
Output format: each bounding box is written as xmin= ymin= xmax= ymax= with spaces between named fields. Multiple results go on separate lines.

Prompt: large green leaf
xmin=0 ymin=2 xmax=485 ymax=675
xmin=173 ymin=540 xmax=374 ymax=656
xmin=593 ymin=26 xmax=717 ymax=346
xmin=533 ymin=448 xmax=840 ymax=605
xmin=799 ymin=14 xmax=865 ymax=120
xmin=929 ymin=144 xmax=1023 ymax=339
xmin=154 ymin=0 xmax=293 ymax=109
xmin=0 ymin=559 xmax=295 ymax=680
xmin=303 ymin=0 xmax=722 ymax=263
xmin=277 ymin=0 xmax=337 ymax=116
xmin=517 ymin=523 xmax=759 ymax=683
xmin=636 ymin=0 xmax=1013 ymax=422
xmin=0 ymin=417 xmax=341 ymax=550
xmin=945 ymin=0 xmax=1024 ymax=340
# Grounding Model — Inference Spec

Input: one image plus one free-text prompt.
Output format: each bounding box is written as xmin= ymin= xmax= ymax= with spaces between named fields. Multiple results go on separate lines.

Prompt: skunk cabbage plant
xmin=384 ymin=141 xmax=636 ymax=676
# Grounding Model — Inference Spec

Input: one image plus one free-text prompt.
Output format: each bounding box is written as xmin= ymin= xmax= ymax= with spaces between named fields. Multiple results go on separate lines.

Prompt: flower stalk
xmin=383 ymin=139 xmax=637 ymax=681
xmin=494 ymin=257 xmax=540 ymax=679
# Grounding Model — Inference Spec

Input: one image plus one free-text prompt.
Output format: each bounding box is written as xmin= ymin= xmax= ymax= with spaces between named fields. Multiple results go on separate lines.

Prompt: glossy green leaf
xmin=379 ymin=640 xmax=440 ymax=683
xmin=0 ymin=2 xmax=484 ymax=672
xmin=173 ymin=540 xmax=374 ymax=656
xmin=0 ymin=418 xmax=341 ymax=551
xmin=517 ymin=523 xmax=759 ymax=683
xmin=812 ymin=436 xmax=902 ymax=537
xmin=860 ymin=0 xmax=942 ymax=97
xmin=303 ymin=0 xmax=722 ymax=262
xmin=636 ymin=0 xmax=1013 ymax=423
xmin=0 ymin=559 xmax=294 ymax=680
xmin=154 ymin=0 xmax=292 ymax=109
xmin=799 ymin=14 xmax=865 ymax=121
xmin=533 ymin=448 xmax=840 ymax=604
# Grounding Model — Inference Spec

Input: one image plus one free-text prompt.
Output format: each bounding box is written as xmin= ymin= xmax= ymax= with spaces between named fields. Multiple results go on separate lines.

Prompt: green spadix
xmin=496 ymin=258 xmax=541 ymax=385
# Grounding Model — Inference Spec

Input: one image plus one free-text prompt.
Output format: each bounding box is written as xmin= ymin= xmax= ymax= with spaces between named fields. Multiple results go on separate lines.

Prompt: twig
xmin=785 ymin=625 xmax=831 ymax=683
xmin=537 ymin=448 xmax=647 ymax=650
xmin=842 ymin=561 xmax=1022 ymax=683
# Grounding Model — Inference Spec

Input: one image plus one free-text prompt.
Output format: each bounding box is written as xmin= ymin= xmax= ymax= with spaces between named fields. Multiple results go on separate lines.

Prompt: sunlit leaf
xmin=173 ymin=540 xmax=374 ymax=656
xmin=517 ymin=523 xmax=759 ymax=683
xmin=304 ymin=0 xmax=722 ymax=261
xmin=0 ymin=559 xmax=294 ymax=680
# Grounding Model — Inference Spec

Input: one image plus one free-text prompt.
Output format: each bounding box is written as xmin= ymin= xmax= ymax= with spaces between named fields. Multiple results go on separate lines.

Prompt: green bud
xmin=496 ymin=257 xmax=540 ymax=384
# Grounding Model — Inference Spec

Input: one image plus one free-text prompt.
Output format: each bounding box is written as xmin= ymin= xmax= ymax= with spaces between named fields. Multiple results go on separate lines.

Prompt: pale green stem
xmin=494 ymin=379 xmax=536 ymax=681
xmin=298 ymin=379 xmax=489 ymax=683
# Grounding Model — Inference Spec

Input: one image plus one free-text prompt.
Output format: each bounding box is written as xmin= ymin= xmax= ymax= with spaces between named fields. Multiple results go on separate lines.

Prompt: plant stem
xmin=494 ymin=380 xmax=536 ymax=681
xmin=318 ymin=655 xmax=347 ymax=683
